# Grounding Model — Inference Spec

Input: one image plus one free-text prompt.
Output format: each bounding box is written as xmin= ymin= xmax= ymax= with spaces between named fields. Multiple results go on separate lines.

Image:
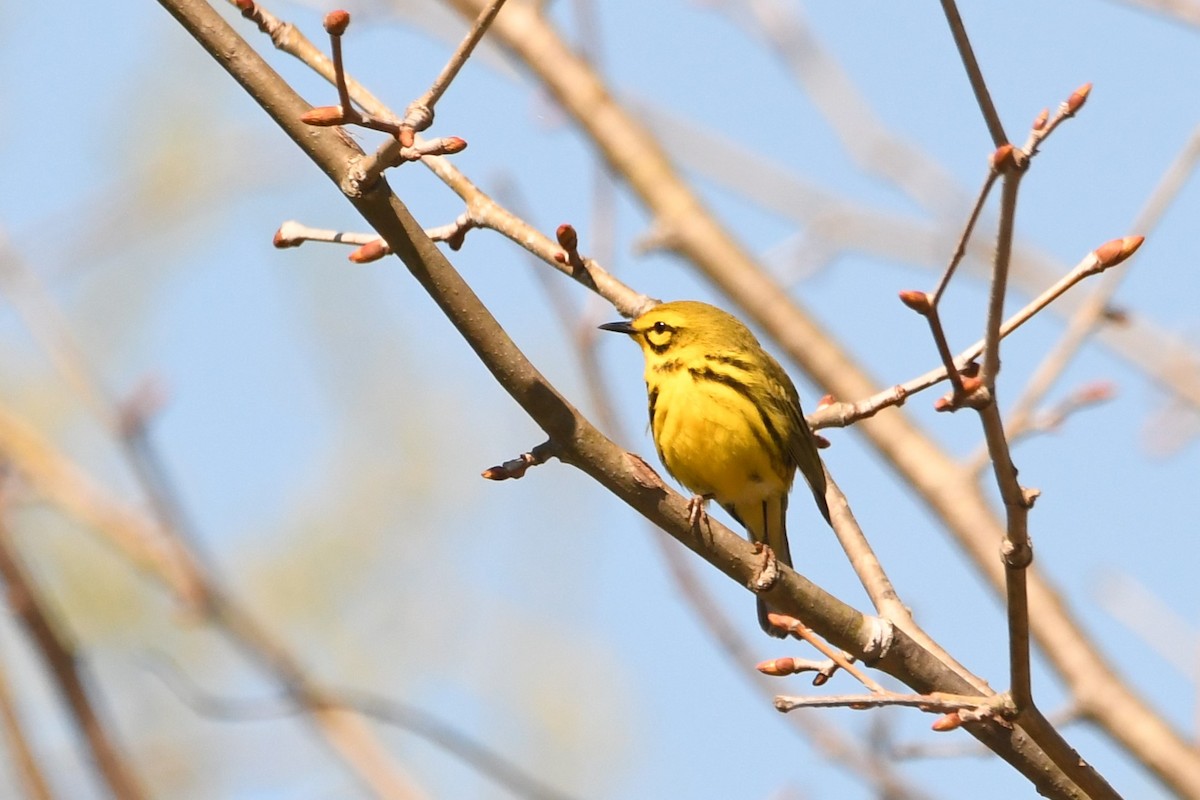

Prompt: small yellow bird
xmin=601 ymin=300 xmax=830 ymax=637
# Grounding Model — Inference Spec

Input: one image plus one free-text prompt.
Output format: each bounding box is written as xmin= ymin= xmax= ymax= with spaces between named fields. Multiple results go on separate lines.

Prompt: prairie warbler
xmin=601 ymin=300 xmax=830 ymax=637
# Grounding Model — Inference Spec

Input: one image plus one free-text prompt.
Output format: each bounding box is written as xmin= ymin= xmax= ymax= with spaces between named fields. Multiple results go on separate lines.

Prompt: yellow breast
xmin=650 ymin=368 xmax=793 ymax=507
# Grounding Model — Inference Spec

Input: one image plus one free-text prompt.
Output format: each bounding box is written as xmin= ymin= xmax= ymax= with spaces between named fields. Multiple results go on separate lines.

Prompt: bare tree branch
xmin=0 ymin=654 xmax=54 ymax=800
xmin=0 ymin=521 xmax=148 ymax=800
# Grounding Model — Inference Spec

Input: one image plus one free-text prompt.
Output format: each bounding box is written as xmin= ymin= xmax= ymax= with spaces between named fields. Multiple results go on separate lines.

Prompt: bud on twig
xmin=273 ymin=227 xmax=302 ymax=248
xmin=990 ymin=143 xmax=1016 ymax=171
xmin=898 ymin=290 xmax=931 ymax=315
xmin=931 ymin=712 xmax=963 ymax=732
xmin=556 ymin=224 xmax=579 ymax=253
xmin=324 ymin=9 xmax=350 ymax=35
xmin=349 ymin=240 xmax=389 ymax=263
xmin=756 ymin=658 xmax=795 ymax=677
xmin=300 ymin=106 xmax=346 ymax=126
xmin=959 ymin=376 xmax=982 ymax=395
xmin=1066 ymin=82 xmax=1092 ymax=116
xmin=1092 ymin=235 xmax=1144 ymax=271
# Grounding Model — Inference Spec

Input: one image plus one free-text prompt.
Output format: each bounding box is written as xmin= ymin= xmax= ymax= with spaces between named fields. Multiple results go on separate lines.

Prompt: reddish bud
xmin=1066 ymin=82 xmax=1092 ymax=115
xmin=812 ymin=433 xmax=830 ymax=450
xmin=933 ymin=396 xmax=952 ymax=412
xmin=439 ymin=136 xmax=467 ymax=154
xmin=1031 ymin=108 xmax=1049 ymax=131
xmin=990 ymin=143 xmax=1016 ymax=171
xmin=300 ymin=106 xmax=345 ymax=126
xmin=757 ymin=658 xmax=794 ymax=676
xmin=931 ymin=712 xmax=963 ymax=732
xmin=398 ymin=127 xmax=415 ymax=148
xmin=556 ymin=224 xmax=579 ymax=252
xmin=815 ymin=393 xmax=835 ymax=410
xmin=553 ymin=252 xmax=568 ymax=264
xmin=273 ymin=227 xmax=301 ymax=248
xmin=1092 ymin=235 xmax=1144 ymax=270
xmin=898 ymin=290 xmax=931 ymax=314
xmin=811 ymin=672 xmax=830 ymax=687
xmin=349 ymin=240 xmax=388 ymax=263
xmin=323 ymin=9 xmax=350 ymax=35
xmin=959 ymin=376 xmax=983 ymax=395
xmin=481 ymin=466 xmax=505 ymax=480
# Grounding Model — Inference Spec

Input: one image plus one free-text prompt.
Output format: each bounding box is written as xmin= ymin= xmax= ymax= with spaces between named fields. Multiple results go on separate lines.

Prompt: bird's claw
xmin=750 ymin=542 xmax=779 ymax=592
xmin=686 ymin=495 xmax=709 ymax=531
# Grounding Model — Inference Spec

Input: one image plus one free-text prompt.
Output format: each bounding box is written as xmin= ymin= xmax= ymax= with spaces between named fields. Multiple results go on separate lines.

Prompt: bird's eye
xmin=645 ymin=320 xmax=673 ymax=350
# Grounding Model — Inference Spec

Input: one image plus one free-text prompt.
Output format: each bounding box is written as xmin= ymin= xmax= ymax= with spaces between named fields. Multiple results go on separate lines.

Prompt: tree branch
xmin=0 ymin=522 xmax=148 ymax=800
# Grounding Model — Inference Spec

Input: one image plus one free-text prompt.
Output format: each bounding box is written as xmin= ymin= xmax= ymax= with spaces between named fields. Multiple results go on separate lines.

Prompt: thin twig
xmin=815 ymin=237 xmax=1141 ymax=430
xmin=0 ymin=655 xmax=53 ymax=800
xmin=775 ymin=691 xmax=1001 ymax=715
xmin=933 ymin=14 xmax=1120 ymax=796
xmin=146 ymin=655 xmax=578 ymax=800
xmin=938 ymin=0 xmax=1006 ymax=146
xmin=821 ymin=472 xmax=985 ymax=692
xmin=933 ymin=160 xmax=1003 ymax=305
xmin=770 ymin=614 xmax=886 ymax=693
xmin=0 ymin=520 xmax=148 ymax=800
xmin=979 ymin=175 xmax=1021 ymax=387
xmin=226 ymin=0 xmax=651 ymax=318
xmin=357 ymin=0 xmax=508 ymax=186
xmin=416 ymin=0 xmax=507 ymax=114
xmin=976 ymin=401 xmax=1034 ymax=704
xmin=998 ymin=124 xmax=1200 ymax=449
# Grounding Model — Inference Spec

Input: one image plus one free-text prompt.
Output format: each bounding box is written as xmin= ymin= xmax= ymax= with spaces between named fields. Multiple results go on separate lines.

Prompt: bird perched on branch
xmin=601 ymin=300 xmax=830 ymax=637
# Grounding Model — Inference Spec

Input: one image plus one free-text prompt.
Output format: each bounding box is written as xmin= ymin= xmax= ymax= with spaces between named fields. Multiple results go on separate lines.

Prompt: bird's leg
xmin=750 ymin=542 xmax=779 ymax=592
xmin=686 ymin=494 xmax=712 ymax=531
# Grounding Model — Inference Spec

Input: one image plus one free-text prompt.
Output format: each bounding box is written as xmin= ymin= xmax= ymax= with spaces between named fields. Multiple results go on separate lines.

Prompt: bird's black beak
xmin=598 ymin=320 xmax=636 ymax=335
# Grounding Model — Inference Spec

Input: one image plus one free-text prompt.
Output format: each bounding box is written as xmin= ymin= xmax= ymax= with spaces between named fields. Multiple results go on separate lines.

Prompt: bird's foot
xmin=686 ymin=495 xmax=710 ymax=531
xmin=749 ymin=542 xmax=779 ymax=592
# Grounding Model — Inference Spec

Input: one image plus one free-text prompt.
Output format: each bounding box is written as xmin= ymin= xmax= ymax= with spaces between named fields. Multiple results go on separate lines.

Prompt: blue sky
xmin=2 ymin=1 xmax=1199 ymax=798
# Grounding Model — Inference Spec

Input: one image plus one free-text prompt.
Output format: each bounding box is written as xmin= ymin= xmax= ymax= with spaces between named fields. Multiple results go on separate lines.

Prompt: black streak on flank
xmin=706 ymin=353 xmax=756 ymax=373
xmin=689 ymin=366 xmax=789 ymax=471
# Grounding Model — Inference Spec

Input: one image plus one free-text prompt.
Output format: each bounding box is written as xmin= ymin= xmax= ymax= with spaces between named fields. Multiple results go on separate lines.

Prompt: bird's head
xmin=600 ymin=300 xmax=752 ymax=360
